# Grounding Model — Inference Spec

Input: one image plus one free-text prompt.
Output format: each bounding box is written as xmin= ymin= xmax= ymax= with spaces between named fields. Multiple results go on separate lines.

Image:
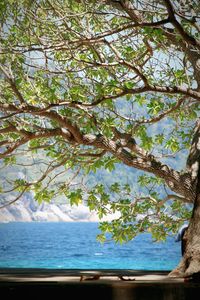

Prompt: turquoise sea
xmin=0 ymin=222 xmax=181 ymax=270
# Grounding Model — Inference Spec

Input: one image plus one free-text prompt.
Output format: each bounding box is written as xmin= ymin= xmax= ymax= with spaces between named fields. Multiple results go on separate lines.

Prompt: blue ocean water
xmin=0 ymin=222 xmax=181 ymax=270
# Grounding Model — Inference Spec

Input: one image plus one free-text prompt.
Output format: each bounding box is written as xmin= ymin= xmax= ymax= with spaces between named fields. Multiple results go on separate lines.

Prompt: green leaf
xmin=135 ymin=95 xmax=146 ymax=106
xmin=4 ymin=156 xmax=16 ymax=166
xmin=105 ymin=159 xmax=115 ymax=172
xmin=165 ymin=137 xmax=180 ymax=152
xmin=67 ymin=189 xmax=83 ymax=206
xmin=155 ymin=134 xmax=164 ymax=145
xmin=123 ymin=81 xmax=135 ymax=89
xmin=147 ymin=99 xmax=164 ymax=115
xmin=87 ymin=193 xmax=98 ymax=210
xmin=35 ymin=189 xmax=55 ymax=204
xmin=110 ymin=182 xmax=120 ymax=193
xmin=96 ymin=233 xmax=106 ymax=243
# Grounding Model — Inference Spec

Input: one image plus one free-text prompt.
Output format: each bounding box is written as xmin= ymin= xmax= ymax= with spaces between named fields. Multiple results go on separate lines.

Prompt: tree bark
xmin=169 ymin=120 xmax=200 ymax=278
xmin=169 ymin=192 xmax=200 ymax=278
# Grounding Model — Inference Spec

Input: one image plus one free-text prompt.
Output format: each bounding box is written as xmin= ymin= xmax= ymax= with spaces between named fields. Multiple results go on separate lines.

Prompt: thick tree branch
xmin=34 ymin=110 xmax=82 ymax=143
xmin=81 ymin=132 xmax=194 ymax=201
xmin=0 ymin=125 xmax=71 ymax=158
xmin=88 ymin=85 xmax=200 ymax=107
xmin=112 ymin=127 xmax=147 ymax=157
xmin=0 ymin=99 xmax=196 ymax=202
xmin=147 ymin=85 xmax=200 ymax=101
xmin=0 ymin=103 xmax=83 ymax=143
xmin=163 ymin=0 xmax=200 ymax=50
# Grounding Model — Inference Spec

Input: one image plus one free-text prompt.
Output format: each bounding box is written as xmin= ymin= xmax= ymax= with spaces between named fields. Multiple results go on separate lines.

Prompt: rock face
xmin=0 ymin=195 xmax=119 ymax=222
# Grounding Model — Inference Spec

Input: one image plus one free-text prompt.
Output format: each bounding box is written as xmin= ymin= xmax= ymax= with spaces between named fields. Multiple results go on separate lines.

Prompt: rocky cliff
xmin=0 ymin=195 xmax=119 ymax=223
xmin=0 ymin=195 xmax=97 ymax=222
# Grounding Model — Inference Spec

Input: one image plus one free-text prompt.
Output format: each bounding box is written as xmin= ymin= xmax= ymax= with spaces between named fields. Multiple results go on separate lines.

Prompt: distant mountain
xmin=0 ymin=194 xmax=119 ymax=223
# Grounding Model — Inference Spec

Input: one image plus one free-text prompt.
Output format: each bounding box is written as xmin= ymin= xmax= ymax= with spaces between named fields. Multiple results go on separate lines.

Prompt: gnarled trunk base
xmin=169 ymin=194 xmax=200 ymax=278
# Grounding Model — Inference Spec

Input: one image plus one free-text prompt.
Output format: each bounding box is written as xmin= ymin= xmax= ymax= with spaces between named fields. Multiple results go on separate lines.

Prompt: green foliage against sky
xmin=0 ymin=0 xmax=200 ymax=242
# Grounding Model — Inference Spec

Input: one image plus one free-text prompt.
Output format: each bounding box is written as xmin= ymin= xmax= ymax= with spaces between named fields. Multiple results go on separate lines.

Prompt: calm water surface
xmin=0 ymin=222 xmax=181 ymax=270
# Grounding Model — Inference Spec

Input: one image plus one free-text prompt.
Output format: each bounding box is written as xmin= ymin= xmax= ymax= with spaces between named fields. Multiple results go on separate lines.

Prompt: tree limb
xmin=0 ymin=187 xmax=28 ymax=209
xmin=163 ymin=0 xmax=200 ymax=50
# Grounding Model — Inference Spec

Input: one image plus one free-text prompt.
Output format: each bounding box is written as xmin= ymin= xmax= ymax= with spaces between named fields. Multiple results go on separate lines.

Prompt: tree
xmin=0 ymin=0 xmax=200 ymax=277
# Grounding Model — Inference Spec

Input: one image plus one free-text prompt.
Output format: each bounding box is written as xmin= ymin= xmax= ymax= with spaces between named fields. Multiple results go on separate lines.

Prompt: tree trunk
xmin=169 ymin=194 xmax=200 ymax=278
xmin=169 ymin=119 xmax=200 ymax=278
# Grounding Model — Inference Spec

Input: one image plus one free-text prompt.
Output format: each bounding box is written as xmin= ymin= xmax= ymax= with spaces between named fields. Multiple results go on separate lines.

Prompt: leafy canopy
xmin=0 ymin=0 xmax=200 ymax=242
